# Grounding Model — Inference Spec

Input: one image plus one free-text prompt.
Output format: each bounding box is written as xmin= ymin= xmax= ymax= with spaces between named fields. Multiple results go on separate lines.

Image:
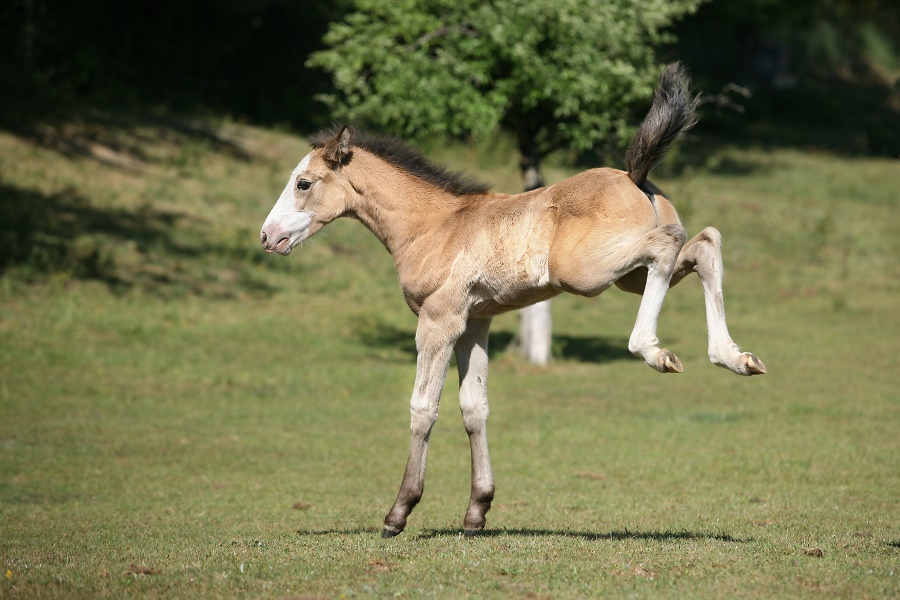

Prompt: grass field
xmin=1 ymin=112 xmax=898 ymax=598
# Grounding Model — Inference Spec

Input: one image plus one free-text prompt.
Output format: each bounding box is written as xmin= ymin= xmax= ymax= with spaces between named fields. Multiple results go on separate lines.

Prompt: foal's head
xmin=260 ymin=126 xmax=354 ymax=255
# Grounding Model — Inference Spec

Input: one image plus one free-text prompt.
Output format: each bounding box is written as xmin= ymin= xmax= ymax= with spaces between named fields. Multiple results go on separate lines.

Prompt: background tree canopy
xmin=309 ymin=0 xmax=703 ymax=170
xmin=1 ymin=0 xmax=896 ymax=153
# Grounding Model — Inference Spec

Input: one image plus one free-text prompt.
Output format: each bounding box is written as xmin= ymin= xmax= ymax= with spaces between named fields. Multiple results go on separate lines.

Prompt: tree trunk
xmin=517 ymin=145 xmax=552 ymax=366
xmin=519 ymin=301 xmax=552 ymax=366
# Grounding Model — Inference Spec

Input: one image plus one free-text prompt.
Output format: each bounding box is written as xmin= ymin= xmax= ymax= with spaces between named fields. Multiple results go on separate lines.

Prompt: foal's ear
xmin=322 ymin=125 xmax=354 ymax=166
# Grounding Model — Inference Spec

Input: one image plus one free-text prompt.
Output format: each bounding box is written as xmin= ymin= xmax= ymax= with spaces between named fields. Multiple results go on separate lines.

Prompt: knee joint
xmin=410 ymin=407 xmax=438 ymax=435
xmin=461 ymin=405 xmax=489 ymax=435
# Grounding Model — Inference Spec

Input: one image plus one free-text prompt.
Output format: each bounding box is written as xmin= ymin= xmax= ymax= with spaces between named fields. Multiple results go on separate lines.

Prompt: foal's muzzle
xmin=260 ymin=229 xmax=292 ymax=255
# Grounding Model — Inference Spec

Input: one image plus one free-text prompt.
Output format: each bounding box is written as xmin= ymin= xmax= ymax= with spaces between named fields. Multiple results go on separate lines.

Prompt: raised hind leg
xmin=454 ymin=318 xmax=494 ymax=536
xmin=616 ymin=227 xmax=766 ymax=375
xmin=671 ymin=227 xmax=766 ymax=375
xmin=552 ymin=222 xmax=687 ymax=373
xmin=625 ymin=224 xmax=687 ymax=373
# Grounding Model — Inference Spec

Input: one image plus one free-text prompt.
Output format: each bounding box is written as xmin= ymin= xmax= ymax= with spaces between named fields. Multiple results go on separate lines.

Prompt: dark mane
xmin=309 ymin=126 xmax=491 ymax=196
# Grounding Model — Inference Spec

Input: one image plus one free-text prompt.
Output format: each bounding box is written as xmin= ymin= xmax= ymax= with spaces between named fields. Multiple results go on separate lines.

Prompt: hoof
xmin=742 ymin=352 xmax=767 ymax=375
xmin=464 ymin=528 xmax=484 ymax=538
xmin=381 ymin=526 xmax=403 ymax=539
xmin=657 ymin=349 xmax=683 ymax=373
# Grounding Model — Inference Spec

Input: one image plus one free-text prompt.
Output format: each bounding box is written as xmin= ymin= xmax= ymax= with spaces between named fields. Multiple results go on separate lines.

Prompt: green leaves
xmin=309 ymin=0 xmax=702 ymax=155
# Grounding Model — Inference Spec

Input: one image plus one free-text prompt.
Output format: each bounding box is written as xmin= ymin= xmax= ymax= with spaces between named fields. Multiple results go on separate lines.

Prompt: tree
xmin=309 ymin=0 xmax=702 ymax=364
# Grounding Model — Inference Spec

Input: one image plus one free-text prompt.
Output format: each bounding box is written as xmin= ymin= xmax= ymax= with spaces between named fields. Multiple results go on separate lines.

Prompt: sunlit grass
xmin=1 ymin=113 xmax=898 ymax=598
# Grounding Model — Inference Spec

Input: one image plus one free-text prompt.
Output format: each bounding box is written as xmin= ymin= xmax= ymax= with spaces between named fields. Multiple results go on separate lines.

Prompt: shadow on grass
xmin=356 ymin=319 xmax=632 ymax=365
xmin=416 ymin=528 xmax=749 ymax=542
xmin=0 ymin=182 xmax=274 ymax=296
xmin=1 ymin=109 xmax=250 ymax=170
xmin=355 ymin=321 xmax=514 ymax=360
xmin=0 ymin=183 xmax=179 ymax=281
xmin=297 ymin=527 xmax=749 ymax=543
xmin=297 ymin=527 xmax=382 ymax=537
xmin=554 ymin=334 xmax=633 ymax=363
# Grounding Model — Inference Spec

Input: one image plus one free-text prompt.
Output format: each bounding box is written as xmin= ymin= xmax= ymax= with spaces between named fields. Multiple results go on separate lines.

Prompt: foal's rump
xmin=545 ymin=168 xmax=668 ymax=296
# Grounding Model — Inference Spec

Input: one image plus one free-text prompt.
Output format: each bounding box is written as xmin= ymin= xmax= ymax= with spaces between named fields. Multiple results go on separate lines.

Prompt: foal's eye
xmin=297 ymin=179 xmax=311 ymax=191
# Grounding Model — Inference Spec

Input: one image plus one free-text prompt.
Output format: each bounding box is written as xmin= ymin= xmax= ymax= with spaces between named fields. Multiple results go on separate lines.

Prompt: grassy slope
xmin=0 ymin=114 xmax=897 ymax=598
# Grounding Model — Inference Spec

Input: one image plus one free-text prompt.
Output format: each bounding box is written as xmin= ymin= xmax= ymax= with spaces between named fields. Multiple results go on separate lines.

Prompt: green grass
xmin=1 ymin=112 xmax=898 ymax=598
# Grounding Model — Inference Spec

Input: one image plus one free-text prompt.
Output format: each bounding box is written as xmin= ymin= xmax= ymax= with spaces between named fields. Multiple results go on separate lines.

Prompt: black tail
xmin=625 ymin=62 xmax=699 ymax=187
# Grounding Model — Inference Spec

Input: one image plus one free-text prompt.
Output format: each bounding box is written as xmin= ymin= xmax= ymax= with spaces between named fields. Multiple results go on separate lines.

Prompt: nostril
xmin=261 ymin=231 xmax=268 ymax=245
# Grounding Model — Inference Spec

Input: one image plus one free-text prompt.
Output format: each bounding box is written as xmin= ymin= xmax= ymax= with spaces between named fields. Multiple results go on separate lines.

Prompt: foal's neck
xmin=343 ymin=151 xmax=464 ymax=257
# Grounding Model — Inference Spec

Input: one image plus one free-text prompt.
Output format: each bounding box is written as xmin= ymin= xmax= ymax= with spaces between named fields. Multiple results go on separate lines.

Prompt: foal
xmin=260 ymin=63 xmax=766 ymax=538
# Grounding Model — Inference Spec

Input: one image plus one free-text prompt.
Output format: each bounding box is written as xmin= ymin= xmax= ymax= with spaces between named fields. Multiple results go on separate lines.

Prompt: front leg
xmin=454 ymin=318 xmax=494 ymax=535
xmin=382 ymin=310 xmax=467 ymax=538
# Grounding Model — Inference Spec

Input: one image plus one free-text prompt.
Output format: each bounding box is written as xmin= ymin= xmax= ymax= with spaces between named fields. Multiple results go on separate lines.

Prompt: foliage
xmin=309 ymin=0 xmax=703 ymax=158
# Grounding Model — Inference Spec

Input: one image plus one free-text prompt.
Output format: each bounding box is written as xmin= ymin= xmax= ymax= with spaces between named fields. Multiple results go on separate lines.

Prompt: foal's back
xmin=414 ymin=167 xmax=665 ymax=316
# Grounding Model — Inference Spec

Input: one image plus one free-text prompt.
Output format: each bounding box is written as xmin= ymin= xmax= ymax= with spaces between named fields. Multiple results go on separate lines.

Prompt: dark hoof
xmin=464 ymin=528 xmax=484 ymax=538
xmin=381 ymin=526 xmax=403 ymax=539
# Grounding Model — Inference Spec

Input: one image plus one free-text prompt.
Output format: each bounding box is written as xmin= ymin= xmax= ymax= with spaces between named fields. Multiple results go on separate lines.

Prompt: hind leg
xmin=625 ymin=224 xmax=687 ymax=373
xmin=671 ymin=227 xmax=766 ymax=375
xmin=552 ymin=222 xmax=687 ymax=373
xmin=617 ymin=227 xmax=766 ymax=375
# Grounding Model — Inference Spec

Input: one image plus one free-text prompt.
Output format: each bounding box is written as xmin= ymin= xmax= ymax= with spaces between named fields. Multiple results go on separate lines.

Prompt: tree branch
xmin=698 ymin=83 xmax=752 ymax=114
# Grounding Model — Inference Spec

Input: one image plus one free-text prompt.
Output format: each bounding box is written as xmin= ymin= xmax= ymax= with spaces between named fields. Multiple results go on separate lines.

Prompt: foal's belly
xmin=467 ymin=286 xmax=561 ymax=319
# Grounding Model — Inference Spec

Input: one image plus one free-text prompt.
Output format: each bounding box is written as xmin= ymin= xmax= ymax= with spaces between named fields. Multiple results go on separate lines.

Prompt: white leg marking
xmin=683 ymin=227 xmax=766 ymax=376
xmin=627 ymin=225 xmax=685 ymax=373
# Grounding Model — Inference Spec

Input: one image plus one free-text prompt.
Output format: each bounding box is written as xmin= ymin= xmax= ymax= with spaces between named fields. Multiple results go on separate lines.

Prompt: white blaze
xmin=261 ymin=153 xmax=313 ymax=250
